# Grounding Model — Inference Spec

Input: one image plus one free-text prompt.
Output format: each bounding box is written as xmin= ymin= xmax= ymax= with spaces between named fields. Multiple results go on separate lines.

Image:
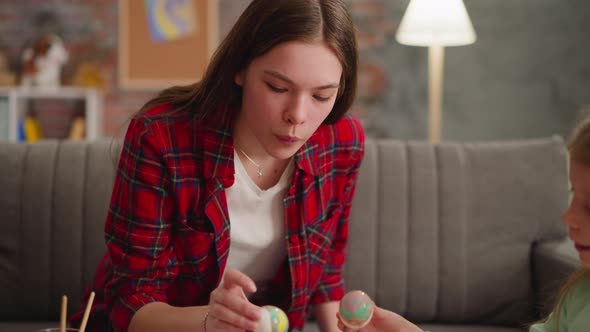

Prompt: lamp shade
xmin=396 ymin=0 xmax=476 ymax=47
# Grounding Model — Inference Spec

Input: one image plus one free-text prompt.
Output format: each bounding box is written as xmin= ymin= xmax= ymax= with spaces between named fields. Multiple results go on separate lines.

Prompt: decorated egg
xmin=254 ymin=305 xmax=289 ymax=332
xmin=339 ymin=290 xmax=374 ymax=329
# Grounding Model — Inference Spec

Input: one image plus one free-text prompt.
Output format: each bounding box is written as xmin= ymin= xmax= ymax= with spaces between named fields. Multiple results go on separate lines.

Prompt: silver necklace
xmin=236 ymin=145 xmax=263 ymax=177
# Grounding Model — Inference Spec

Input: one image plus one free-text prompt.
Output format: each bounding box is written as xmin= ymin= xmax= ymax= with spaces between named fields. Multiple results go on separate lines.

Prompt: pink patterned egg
xmin=339 ymin=290 xmax=374 ymax=329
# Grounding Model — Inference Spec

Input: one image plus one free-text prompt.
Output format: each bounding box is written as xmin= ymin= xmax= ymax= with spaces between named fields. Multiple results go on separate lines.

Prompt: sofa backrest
xmin=0 ymin=137 xmax=568 ymax=324
xmin=344 ymin=137 xmax=569 ymax=326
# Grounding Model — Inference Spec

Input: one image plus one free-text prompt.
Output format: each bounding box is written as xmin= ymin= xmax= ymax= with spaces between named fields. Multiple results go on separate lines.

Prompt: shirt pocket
xmin=173 ymin=218 xmax=216 ymax=276
xmin=305 ymin=206 xmax=342 ymax=295
xmin=305 ymin=206 xmax=342 ymax=267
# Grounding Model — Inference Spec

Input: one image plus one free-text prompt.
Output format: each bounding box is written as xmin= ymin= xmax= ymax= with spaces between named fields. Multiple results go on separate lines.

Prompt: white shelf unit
xmin=0 ymin=86 xmax=103 ymax=142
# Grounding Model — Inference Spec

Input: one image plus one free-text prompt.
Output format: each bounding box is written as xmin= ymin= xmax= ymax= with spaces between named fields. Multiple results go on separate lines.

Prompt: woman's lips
xmin=276 ymin=134 xmax=299 ymax=144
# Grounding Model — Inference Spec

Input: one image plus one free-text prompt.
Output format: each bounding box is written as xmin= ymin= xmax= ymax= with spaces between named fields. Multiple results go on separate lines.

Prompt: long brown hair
xmin=544 ymin=116 xmax=590 ymax=330
xmin=138 ymin=0 xmax=358 ymax=124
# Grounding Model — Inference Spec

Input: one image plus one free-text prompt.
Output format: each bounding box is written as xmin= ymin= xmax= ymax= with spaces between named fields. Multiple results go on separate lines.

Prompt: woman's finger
xmin=223 ymin=268 xmax=258 ymax=293
xmin=211 ymin=288 xmax=261 ymax=321
xmin=209 ymin=302 xmax=259 ymax=331
xmin=208 ymin=313 xmax=252 ymax=332
xmin=336 ymin=312 xmax=359 ymax=332
xmin=336 ymin=319 xmax=347 ymax=331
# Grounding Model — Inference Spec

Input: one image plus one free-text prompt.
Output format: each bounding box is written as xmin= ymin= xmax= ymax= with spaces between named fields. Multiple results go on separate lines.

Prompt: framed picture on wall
xmin=118 ymin=0 xmax=219 ymax=90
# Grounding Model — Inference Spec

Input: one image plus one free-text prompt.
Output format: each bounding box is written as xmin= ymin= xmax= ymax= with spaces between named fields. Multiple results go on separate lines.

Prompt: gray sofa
xmin=0 ymin=137 xmax=579 ymax=332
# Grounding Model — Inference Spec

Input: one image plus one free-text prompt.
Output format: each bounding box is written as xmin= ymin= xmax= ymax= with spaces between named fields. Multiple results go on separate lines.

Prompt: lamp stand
xmin=428 ymin=45 xmax=444 ymax=144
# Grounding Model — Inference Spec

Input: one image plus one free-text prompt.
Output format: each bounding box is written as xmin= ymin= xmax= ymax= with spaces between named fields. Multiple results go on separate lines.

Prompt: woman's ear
xmin=234 ymin=70 xmax=244 ymax=86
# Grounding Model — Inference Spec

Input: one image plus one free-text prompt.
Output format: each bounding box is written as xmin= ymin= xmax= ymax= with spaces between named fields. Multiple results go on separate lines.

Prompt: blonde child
xmin=528 ymin=117 xmax=590 ymax=331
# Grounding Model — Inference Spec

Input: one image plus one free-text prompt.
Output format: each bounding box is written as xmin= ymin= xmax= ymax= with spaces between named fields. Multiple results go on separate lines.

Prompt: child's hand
xmin=336 ymin=306 xmax=423 ymax=332
xmin=207 ymin=268 xmax=262 ymax=331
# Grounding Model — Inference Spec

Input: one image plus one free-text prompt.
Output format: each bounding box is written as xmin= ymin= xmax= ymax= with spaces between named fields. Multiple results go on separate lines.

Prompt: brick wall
xmin=1 ymin=0 xmax=589 ymax=140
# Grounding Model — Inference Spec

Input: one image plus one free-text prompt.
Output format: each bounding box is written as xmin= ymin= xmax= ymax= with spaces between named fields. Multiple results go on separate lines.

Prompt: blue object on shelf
xmin=17 ymin=119 xmax=26 ymax=142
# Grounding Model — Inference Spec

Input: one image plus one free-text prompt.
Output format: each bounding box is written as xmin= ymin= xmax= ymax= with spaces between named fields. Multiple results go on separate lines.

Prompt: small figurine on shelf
xmin=20 ymin=33 xmax=69 ymax=87
xmin=73 ymin=60 xmax=106 ymax=89
xmin=68 ymin=111 xmax=86 ymax=140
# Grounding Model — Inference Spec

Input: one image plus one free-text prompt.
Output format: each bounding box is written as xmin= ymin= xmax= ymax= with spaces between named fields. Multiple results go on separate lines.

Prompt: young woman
xmin=71 ymin=0 xmax=364 ymax=331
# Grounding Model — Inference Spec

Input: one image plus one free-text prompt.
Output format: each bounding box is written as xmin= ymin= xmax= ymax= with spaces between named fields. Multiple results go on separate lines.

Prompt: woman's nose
xmin=284 ymin=97 xmax=306 ymax=125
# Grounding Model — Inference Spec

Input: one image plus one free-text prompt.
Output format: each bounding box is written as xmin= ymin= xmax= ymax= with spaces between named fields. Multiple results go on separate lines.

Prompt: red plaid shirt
xmin=72 ymin=104 xmax=364 ymax=331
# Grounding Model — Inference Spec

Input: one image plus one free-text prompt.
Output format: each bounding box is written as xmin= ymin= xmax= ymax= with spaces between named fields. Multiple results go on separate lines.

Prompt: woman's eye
xmin=313 ymin=95 xmax=331 ymax=102
xmin=266 ymin=83 xmax=287 ymax=93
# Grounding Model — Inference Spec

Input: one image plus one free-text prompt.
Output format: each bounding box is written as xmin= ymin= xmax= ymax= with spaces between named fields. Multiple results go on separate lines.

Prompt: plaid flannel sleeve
xmin=104 ymin=118 xmax=179 ymax=332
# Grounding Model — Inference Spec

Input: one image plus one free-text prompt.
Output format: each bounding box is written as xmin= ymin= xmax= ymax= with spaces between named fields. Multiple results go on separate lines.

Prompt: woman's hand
xmin=336 ymin=306 xmax=423 ymax=332
xmin=206 ymin=268 xmax=262 ymax=332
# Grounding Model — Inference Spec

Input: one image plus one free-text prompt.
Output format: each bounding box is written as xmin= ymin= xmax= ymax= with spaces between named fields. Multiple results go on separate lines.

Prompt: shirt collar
xmin=198 ymin=109 xmax=235 ymax=187
xmin=294 ymin=130 xmax=321 ymax=176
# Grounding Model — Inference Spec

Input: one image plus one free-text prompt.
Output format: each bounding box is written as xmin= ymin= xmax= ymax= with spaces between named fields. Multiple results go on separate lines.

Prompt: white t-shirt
xmin=224 ymin=150 xmax=293 ymax=282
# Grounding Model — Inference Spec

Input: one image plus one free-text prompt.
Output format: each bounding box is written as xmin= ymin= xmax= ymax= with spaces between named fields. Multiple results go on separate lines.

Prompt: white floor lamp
xmin=395 ymin=0 xmax=477 ymax=143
